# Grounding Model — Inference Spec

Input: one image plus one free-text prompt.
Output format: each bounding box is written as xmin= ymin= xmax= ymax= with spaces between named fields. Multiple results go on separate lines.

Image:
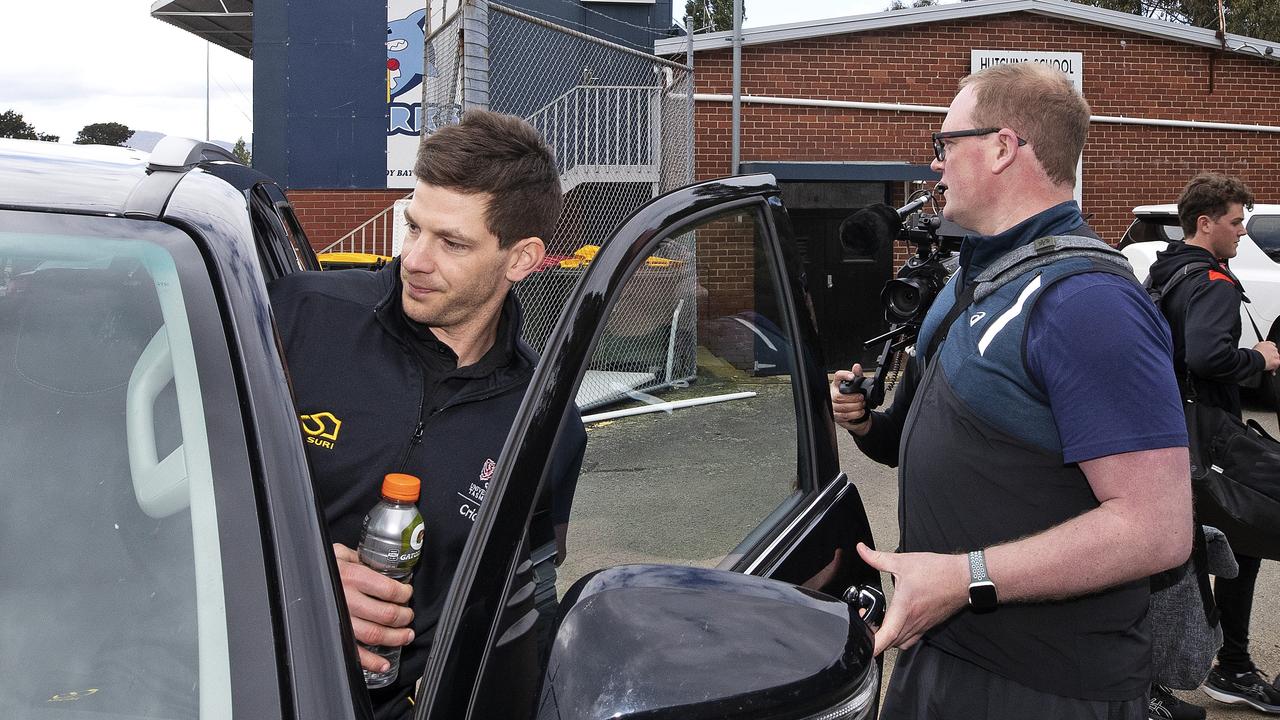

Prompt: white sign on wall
xmin=970 ymin=50 xmax=1082 ymax=90
xmin=971 ymin=50 xmax=1085 ymax=203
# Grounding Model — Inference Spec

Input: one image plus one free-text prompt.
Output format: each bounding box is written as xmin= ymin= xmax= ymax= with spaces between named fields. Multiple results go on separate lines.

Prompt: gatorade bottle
xmin=357 ymin=472 xmax=426 ymax=688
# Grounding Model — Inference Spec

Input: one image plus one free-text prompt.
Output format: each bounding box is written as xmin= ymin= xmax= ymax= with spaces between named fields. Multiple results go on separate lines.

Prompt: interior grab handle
xmin=125 ymin=326 xmax=190 ymax=518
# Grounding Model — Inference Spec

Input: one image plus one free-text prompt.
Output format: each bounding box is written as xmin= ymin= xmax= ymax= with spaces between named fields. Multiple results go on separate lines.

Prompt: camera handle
xmin=836 ymin=327 xmax=913 ymax=419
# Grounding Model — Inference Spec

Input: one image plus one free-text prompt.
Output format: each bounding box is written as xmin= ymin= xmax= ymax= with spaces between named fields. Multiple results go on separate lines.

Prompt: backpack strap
xmin=1192 ymin=524 xmax=1220 ymax=627
xmin=923 ymin=281 xmax=977 ymax=363
xmin=1144 ymin=261 xmax=1214 ymax=310
xmin=973 ymin=235 xmax=1134 ymax=303
xmin=923 ymin=234 xmax=1128 ymax=362
xmin=1143 ymin=261 xmax=1216 ymax=403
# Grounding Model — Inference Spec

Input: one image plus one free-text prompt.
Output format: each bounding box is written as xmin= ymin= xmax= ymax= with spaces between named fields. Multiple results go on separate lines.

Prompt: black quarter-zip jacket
xmin=270 ymin=260 xmax=585 ymax=718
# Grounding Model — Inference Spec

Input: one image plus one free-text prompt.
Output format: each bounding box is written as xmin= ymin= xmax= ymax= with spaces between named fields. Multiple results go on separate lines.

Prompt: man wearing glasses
xmin=830 ymin=62 xmax=1191 ymax=718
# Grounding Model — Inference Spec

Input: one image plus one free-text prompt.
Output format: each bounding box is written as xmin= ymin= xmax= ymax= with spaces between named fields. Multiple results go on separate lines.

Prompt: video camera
xmin=836 ymin=186 xmax=964 ymax=414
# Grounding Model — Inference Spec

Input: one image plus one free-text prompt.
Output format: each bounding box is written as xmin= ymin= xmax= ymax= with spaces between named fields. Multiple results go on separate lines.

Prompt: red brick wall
xmin=286 ymin=189 xmax=409 ymax=252
xmin=690 ymin=12 xmax=1280 ymax=244
xmin=696 ymin=212 xmax=758 ymax=369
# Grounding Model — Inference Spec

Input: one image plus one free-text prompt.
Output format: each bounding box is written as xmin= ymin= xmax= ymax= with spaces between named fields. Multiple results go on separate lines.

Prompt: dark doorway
xmin=784 ymin=183 xmax=894 ymax=372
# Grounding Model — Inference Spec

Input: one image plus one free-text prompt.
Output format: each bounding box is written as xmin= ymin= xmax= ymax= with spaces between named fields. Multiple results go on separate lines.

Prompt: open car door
xmin=414 ymin=174 xmax=882 ymax=720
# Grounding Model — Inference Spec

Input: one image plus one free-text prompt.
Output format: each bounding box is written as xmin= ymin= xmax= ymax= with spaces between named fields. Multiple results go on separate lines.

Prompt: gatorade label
xmin=398 ymin=516 xmax=425 ymax=566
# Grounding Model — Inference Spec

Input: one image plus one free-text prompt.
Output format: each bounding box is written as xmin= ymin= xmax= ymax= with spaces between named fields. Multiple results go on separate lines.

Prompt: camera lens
xmin=882 ymin=277 xmax=936 ymax=324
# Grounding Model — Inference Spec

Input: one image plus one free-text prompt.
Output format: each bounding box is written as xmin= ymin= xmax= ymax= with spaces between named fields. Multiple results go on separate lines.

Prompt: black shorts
xmin=881 ymin=642 xmax=1146 ymax=720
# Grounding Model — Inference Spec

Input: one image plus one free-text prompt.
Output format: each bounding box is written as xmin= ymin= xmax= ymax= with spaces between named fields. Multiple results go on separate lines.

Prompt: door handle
xmin=843 ymin=584 xmax=886 ymax=629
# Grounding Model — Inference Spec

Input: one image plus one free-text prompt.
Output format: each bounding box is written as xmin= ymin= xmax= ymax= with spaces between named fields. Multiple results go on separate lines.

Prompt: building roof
xmin=655 ymin=0 xmax=1280 ymax=63
xmin=150 ymin=0 xmax=253 ymax=59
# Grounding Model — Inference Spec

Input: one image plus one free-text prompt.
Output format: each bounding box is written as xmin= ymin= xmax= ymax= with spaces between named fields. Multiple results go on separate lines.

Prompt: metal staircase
xmin=525 ymin=85 xmax=662 ymax=194
xmin=320 ymin=84 xmax=662 ymax=256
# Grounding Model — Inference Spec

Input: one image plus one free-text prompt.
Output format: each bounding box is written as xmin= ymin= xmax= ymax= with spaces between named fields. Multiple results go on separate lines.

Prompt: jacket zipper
xmin=396 ymin=357 xmax=429 ymax=472
xmin=395 ymin=373 xmax=528 ymax=472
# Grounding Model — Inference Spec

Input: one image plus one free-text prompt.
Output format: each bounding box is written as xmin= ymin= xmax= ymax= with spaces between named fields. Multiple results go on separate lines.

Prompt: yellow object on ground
xmin=318 ymin=252 xmax=392 ymax=271
xmin=558 ymin=244 xmax=681 ymax=270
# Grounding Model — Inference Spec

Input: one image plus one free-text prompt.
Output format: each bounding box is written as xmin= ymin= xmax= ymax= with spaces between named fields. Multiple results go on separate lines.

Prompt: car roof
xmin=0 ymin=137 xmax=247 ymax=218
xmin=1132 ymin=203 xmax=1280 ymax=218
xmin=0 ymin=139 xmax=153 ymax=215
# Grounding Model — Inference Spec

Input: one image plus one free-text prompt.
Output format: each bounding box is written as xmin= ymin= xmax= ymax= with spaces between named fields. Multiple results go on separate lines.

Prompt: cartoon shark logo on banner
xmin=387 ymin=7 xmax=454 ymax=138
xmin=387 ymin=8 xmax=427 ymax=101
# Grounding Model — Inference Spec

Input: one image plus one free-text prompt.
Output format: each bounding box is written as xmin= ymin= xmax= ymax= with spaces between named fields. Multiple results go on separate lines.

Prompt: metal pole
xmin=731 ymin=0 xmax=742 ymax=174
xmin=580 ymin=391 xmax=757 ymax=424
xmin=685 ymin=15 xmax=694 ymax=181
xmin=421 ymin=0 xmax=433 ymax=138
xmin=206 ymin=41 xmax=211 ymax=141
xmin=461 ymin=0 xmax=491 ymax=111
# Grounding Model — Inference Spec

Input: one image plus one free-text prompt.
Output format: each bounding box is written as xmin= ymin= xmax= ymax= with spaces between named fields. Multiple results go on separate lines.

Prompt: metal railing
xmin=525 ymin=85 xmax=662 ymax=193
xmin=318 ymin=195 xmax=411 ymax=256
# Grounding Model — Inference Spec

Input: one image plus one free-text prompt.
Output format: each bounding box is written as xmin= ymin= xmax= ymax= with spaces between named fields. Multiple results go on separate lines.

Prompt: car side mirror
xmin=536 ymin=564 xmax=881 ymax=720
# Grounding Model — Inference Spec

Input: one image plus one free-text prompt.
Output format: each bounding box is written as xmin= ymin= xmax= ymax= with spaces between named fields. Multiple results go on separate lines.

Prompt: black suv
xmin=0 ymin=139 xmax=882 ymax=720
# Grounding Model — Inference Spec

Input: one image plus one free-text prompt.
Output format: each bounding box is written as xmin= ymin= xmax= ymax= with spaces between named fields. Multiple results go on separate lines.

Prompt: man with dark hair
xmin=1148 ymin=173 xmax=1280 ymax=716
xmin=271 ymin=109 xmax=585 ymax=720
xmin=830 ymin=62 xmax=1191 ymax=718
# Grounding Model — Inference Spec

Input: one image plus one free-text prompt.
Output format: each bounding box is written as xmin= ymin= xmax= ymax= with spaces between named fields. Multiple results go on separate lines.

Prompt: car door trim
xmin=740 ymin=473 xmax=851 ymax=576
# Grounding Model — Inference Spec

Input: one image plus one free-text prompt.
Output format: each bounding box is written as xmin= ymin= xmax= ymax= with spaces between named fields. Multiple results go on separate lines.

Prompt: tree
xmin=232 ymin=137 xmax=252 ymax=166
xmin=684 ymin=0 xmax=742 ymax=33
xmin=74 ymin=122 xmax=134 ymax=147
xmin=888 ymin=0 xmax=940 ymax=9
xmin=1079 ymin=0 xmax=1280 ymax=43
xmin=0 ymin=109 xmax=59 ymax=142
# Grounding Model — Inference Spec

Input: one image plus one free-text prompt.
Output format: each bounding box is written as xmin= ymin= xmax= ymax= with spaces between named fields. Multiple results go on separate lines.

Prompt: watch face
xmin=969 ymin=581 xmax=997 ymax=613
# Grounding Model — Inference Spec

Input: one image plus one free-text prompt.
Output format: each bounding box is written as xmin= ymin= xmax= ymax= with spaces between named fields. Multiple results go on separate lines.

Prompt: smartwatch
xmin=967 ymin=549 xmax=998 ymax=613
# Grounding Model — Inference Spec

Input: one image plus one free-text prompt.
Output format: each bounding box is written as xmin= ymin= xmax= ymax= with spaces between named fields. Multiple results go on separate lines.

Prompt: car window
xmin=556 ymin=206 xmax=806 ymax=593
xmin=250 ymin=186 xmax=300 ymax=279
xmin=271 ymin=194 xmax=321 ymax=272
xmin=0 ymin=228 xmax=231 ymax=717
xmin=1247 ymin=214 xmax=1280 ymax=262
xmin=1123 ymin=215 xmax=1184 ymax=245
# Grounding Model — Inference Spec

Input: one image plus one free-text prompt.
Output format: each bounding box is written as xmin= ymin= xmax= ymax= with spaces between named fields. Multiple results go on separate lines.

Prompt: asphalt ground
xmin=560 ymin=372 xmax=1278 ymax=718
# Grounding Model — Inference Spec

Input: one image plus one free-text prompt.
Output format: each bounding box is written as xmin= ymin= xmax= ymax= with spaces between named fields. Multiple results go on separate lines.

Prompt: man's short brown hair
xmin=1177 ymin=173 xmax=1255 ymax=237
xmin=959 ymin=62 xmax=1090 ymax=187
xmin=415 ymin=109 xmax=563 ymax=248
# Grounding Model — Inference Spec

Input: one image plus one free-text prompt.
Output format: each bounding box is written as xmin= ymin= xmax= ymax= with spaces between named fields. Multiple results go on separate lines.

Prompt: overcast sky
xmin=0 ymin=0 xmax=911 ymax=145
xmin=1 ymin=2 xmax=252 ymax=144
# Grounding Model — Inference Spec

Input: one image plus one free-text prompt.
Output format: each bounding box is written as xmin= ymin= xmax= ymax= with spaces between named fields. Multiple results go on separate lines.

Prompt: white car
xmin=1119 ymin=203 xmax=1280 ymax=389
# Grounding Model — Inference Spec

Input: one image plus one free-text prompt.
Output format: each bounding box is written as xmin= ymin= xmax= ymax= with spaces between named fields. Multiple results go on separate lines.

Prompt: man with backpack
xmin=1147 ymin=173 xmax=1280 ymax=717
xmin=830 ymin=62 xmax=1192 ymax=720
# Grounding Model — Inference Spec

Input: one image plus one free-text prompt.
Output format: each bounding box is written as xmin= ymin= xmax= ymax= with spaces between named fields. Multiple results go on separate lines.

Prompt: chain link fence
xmin=423 ymin=10 xmax=464 ymax=133
xmin=427 ymin=2 xmax=695 ymax=409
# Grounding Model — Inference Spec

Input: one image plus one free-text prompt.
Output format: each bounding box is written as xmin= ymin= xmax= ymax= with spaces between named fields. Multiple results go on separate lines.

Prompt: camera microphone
xmin=895 ymin=193 xmax=931 ymax=219
xmin=838 ymin=192 xmax=936 ymax=255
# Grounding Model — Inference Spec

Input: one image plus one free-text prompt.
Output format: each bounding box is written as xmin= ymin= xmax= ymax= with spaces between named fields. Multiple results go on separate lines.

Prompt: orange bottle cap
xmin=382 ymin=473 xmax=421 ymax=502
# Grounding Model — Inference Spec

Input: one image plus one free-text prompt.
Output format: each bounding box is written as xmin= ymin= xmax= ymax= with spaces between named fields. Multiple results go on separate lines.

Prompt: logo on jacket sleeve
xmin=299 ymin=411 xmax=342 ymax=450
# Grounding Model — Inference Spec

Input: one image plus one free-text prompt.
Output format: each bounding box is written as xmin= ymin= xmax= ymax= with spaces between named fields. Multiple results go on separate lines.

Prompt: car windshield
xmin=0 ymin=227 xmax=231 ymax=718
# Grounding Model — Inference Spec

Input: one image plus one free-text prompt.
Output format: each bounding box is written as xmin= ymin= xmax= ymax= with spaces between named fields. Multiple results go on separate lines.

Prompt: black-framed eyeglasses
xmin=931 ymin=127 xmax=1027 ymax=162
